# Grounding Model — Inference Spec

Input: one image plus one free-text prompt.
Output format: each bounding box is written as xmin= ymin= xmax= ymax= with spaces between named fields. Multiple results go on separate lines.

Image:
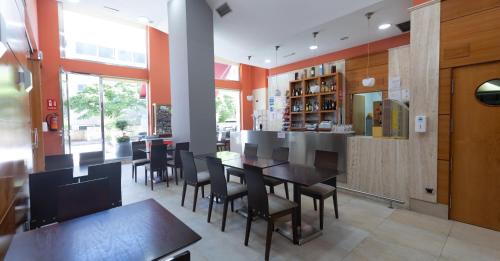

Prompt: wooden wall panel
xmin=437 ymin=160 xmax=450 ymax=204
xmin=438 ymin=115 xmax=450 ymax=160
xmin=345 ymin=64 xmax=388 ymax=92
xmin=441 ymin=0 xmax=500 ymax=21
xmin=345 ymin=51 xmax=388 ymax=71
xmin=409 ymin=2 xmax=440 ymax=202
xmin=439 ymin=69 xmax=452 ymax=115
xmin=440 ymin=6 xmax=500 ymax=68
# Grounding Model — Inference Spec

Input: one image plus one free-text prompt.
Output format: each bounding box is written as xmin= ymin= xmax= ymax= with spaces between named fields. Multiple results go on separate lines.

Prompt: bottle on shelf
xmin=310 ymin=67 xmax=315 ymax=77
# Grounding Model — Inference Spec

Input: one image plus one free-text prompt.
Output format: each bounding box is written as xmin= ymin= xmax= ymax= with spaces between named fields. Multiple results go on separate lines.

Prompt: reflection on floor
xmin=121 ymin=164 xmax=500 ymax=261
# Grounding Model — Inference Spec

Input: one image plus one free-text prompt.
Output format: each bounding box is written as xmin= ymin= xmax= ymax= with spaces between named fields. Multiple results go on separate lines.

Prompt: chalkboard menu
xmin=152 ymin=104 xmax=172 ymax=137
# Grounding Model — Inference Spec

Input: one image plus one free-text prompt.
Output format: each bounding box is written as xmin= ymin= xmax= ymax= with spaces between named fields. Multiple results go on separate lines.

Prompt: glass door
xmin=61 ymin=72 xmax=104 ymax=156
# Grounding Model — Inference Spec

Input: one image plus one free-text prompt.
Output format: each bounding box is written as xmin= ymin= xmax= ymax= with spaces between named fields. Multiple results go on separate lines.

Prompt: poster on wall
xmin=269 ymin=96 xmax=275 ymax=112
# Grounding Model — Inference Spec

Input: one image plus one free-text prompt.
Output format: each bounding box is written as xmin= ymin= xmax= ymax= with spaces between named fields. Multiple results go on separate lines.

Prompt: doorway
xmin=61 ymin=72 xmax=148 ymax=160
xmin=450 ymin=61 xmax=500 ymax=231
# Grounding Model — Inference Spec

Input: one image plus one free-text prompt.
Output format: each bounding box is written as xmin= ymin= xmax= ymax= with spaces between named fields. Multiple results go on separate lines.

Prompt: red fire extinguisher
xmin=46 ymin=113 xmax=59 ymax=131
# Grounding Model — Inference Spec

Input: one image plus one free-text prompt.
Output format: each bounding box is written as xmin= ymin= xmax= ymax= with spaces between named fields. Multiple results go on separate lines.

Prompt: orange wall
xmin=269 ymin=33 xmax=410 ymax=75
xmin=148 ymin=27 xmax=171 ymax=104
xmin=25 ymin=0 xmax=38 ymax=50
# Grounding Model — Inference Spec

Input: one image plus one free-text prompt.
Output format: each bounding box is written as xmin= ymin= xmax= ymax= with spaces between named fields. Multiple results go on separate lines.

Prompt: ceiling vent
xmin=283 ymin=52 xmax=296 ymax=58
xmin=396 ymin=21 xmax=410 ymax=33
xmin=216 ymin=3 xmax=232 ymax=18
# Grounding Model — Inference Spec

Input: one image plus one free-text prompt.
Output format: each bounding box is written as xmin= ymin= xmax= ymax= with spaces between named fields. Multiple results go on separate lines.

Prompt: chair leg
xmin=284 ymin=182 xmax=289 ymax=200
xmin=134 ymin=166 xmax=138 ymax=183
xmin=174 ymin=168 xmax=178 ymax=185
xmin=181 ymin=182 xmax=187 ymax=206
xmin=227 ymin=173 xmax=230 ymax=182
xmin=244 ymin=209 xmax=252 ymax=246
xmin=193 ymin=185 xmax=199 ymax=212
xmin=265 ymin=221 xmax=274 ymax=261
xmin=165 ymin=169 xmax=169 ymax=187
xmin=313 ymin=198 xmax=317 ymax=211
xmin=201 ymin=185 xmax=205 ymax=198
xmin=144 ymin=168 xmax=148 ymax=186
xmin=150 ymin=170 xmax=154 ymax=191
xmin=207 ymin=192 xmax=214 ymax=223
xmin=231 ymin=200 xmax=234 ymax=212
xmin=240 ymin=176 xmax=244 ymax=184
xmin=131 ymin=165 xmax=134 ymax=178
xmin=269 ymin=186 xmax=275 ymax=194
xmin=291 ymin=209 xmax=298 ymax=244
xmin=319 ymin=198 xmax=324 ymax=230
xmin=333 ymin=191 xmax=339 ymax=219
xmin=221 ymin=199 xmax=229 ymax=232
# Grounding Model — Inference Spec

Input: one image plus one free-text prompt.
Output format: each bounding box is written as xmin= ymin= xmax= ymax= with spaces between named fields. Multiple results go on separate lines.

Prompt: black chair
xmin=79 ymin=151 xmax=104 ymax=166
xmin=243 ymin=164 xmax=298 ymax=261
xmin=88 ymin=162 xmax=122 ymax=207
xmin=145 ymin=145 xmax=168 ymax=190
xmin=300 ymin=150 xmax=339 ymax=230
xmin=263 ymin=147 xmax=290 ymax=199
xmin=226 ymin=143 xmax=258 ymax=183
xmin=56 ymin=178 xmax=111 ymax=222
xmin=161 ymin=251 xmax=190 ymax=261
xmin=166 ymin=142 xmax=189 ymax=185
xmin=206 ymin=157 xmax=247 ymax=231
xmin=179 ymin=150 xmax=210 ymax=212
xmin=29 ymin=168 xmax=74 ymax=228
xmin=151 ymin=139 xmax=164 ymax=146
xmin=132 ymin=141 xmax=150 ymax=181
xmin=45 ymin=154 xmax=73 ymax=171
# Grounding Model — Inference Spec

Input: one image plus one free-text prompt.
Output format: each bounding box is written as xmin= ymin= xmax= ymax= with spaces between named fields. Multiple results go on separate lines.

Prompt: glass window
xmin=59 ymin=8 xmax=147 ymax=68
xmin=352 ymin=92 xmax=383 ymax=136
xmin=476 ymin=79 xmax=500 ymax=106
xmin=215 ymin=89 xmax=241 ymax=132
xmin=215 ymin=61 xmax=240 ymax=81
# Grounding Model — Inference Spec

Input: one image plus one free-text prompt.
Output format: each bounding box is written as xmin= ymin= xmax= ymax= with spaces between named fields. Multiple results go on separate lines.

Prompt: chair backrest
xmin=88 ymin=162 xmax=122 ymax=207
xmin=314 ymin=150 xmax=338 ymax=170
xmin=244 ymin=164 xmax=269 ymax=217
xmin=162 ymin=251 xmax=190 ymax=261
xmin=174 ymin=142 xmax=190 ymax=167
xmin=180 ymin=150 xmax=198 ymax=185
xmin=150 ymin=145 xmax=167 ymax=170
xmin=45 ymin=154 xmax=74 ymax=171
xmin=56 ymin=178 xmax=111 ymax=222
xmin=29 ymin=168 xmax=74 ymax=228
xmin=132 ymin=141 xmax=147 ymax=160
xmin=272 ymin=147 xmax=289 ymax=161
xmin=206 ymin=157 xmax=227 ymax=198
xmin=79 ymin=151 xmax=104 ymax=166
xmin=151 ymin=139 xmax=164 ymax=146
xmin=244 ymin=143 xmax=258 ymax=157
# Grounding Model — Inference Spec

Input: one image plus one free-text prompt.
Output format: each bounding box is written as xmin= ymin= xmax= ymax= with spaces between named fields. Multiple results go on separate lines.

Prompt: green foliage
xmin=216 ymin=94 xmax=236 ymax=123
xmin=116 ymin=136 xmax=130 ymax=143
xmin=115 ymin=120 xmax=128 ymax=131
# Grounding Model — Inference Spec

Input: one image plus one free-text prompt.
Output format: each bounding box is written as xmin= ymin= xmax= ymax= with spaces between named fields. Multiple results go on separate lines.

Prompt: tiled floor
xmin=121 ymin=164 xmax=500 ymax=261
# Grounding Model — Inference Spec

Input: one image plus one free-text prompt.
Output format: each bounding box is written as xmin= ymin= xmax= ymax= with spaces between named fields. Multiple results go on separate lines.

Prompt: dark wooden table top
xmin=262 ymin=164 xmax=339 ymax=187
xmin=194 ymin=151 xmax=241 ymax=161
xmin=5 ymin=199 xmax=201 ymax=261
xmin=195 ymin=151 xmax=287 ymax=169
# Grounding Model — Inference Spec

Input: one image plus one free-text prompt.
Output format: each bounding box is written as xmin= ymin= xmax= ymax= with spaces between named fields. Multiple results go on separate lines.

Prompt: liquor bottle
xmin=310 ymin=67 xmax=315 ymax=77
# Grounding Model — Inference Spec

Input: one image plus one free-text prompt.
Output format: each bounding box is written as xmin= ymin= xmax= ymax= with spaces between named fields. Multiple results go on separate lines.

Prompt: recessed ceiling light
xmin=378 ymin=23 xmax=391 ymax=30
xmin=264 ymin=59 xmax=271 ymax=63
xmin=137 ymin=16 xmax=151 ymax=24
xmin=309 ymin=45 xmax=318 ymax=50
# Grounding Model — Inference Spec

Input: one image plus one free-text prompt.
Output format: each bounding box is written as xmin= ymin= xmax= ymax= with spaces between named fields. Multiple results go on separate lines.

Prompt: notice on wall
xmin=388 ymin=76 xmax=402 ymax=102
xmin=277 ymin=131 xmax=286 ymax=139
xmin=269 ymin=97 xmax=275 ymax=112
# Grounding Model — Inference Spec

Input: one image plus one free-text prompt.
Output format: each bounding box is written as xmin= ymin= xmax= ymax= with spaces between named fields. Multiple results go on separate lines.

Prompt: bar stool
xmin=226 ymin=143 xmax=257 ymax=183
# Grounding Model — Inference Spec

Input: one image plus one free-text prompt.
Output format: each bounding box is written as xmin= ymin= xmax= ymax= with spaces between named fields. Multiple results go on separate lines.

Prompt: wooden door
xmin=451 ymin=61 xmax=500 ymax=231
xmin=352 ymin=94 xmax=365 ymax=135
xmin=28 ymin=59 xmax=45 ymax=172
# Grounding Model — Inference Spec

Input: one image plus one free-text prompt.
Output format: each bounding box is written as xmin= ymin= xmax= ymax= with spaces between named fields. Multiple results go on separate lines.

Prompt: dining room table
xmin=5 ymin=199 xmax=201 ymax=261
xmin=262 ymin=163 xmax=339 ymax=245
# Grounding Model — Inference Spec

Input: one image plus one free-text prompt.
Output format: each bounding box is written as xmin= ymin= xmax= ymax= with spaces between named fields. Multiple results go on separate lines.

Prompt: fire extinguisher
xmin=46 ymin=113 xmax=59 ymax=131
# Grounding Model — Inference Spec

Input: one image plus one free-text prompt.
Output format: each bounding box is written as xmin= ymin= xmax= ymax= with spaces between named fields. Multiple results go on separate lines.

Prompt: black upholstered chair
xmin=206 ymin=157 xmax=247 ymax=231
xmin=179 ymin=150 xmax=210 ymax=212
xmin=166 ymin=142 xmax=189 ymax=185
xmin=226 ymin=143 xmax=257 ymax=183
xmin=79 ymin=151 xmax=104 ymax=166
xmin=56 ymin=178 xmax=111 ymax=222
xmin=88 ymin=161 xmax=122 ymax=207
xmin=244 ymin=164 xmax=297 ymax=261
xmin=45 ymin=154 xmax=74 ymax=171
xmin=300 ymin=150 xmax=339 ymax=230
xmin=145 ymin=145 xmax=168 ymax=190
xmin=131 ymin=141 xmax=149 ymax=181
xmin=263 ymin=147 xmax=290 ymax=199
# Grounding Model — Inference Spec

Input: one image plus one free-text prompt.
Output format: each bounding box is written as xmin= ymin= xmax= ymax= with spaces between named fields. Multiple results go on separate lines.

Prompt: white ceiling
xmin=62 ymin=0 xmax=411 ymax=69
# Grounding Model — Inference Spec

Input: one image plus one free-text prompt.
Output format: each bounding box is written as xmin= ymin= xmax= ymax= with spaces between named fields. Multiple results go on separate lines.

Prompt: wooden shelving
xmin=287 ymin=72 xmax=343 ymax=131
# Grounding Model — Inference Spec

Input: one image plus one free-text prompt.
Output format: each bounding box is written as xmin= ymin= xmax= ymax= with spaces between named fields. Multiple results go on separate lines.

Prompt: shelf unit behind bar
xmin=288 ymin=72 xmax=343 ymax=131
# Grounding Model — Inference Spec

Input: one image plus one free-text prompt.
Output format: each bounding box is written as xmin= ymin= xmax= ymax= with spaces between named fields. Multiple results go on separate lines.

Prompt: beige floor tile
xmin=344 ymin=236 xmax=438 ymax=261
xmin=388 ymin=209 xmax=453 ymax=236
xmin=439 ymin=237 xmax=500 ymax=261
xmin=372 ymin=219 xmax=447 ymax=256
xmin=449 ymin=222 xmax=500 ymax=252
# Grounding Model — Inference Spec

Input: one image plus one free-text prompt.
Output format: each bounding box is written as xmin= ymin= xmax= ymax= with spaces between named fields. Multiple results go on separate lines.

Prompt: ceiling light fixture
xmin=378 ymin=23 xmax=391 ymax=30
xmin=362 ymin=12 xmax=375 ymax=87
xmin=265 ymin=59 xmax=271 ymax=63
xmin=309 ymin=32 xmax=319 ymax=51
xmin=137 ymin=16 xmax=151 ymax=24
